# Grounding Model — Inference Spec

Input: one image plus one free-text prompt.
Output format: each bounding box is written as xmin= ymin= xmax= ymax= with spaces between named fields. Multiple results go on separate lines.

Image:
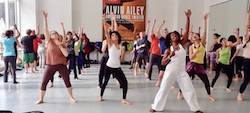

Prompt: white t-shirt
xmin=106 ymin=44 xmax=121 ymax=68
xmin=236 ymin=44 xmax=244 ymax=57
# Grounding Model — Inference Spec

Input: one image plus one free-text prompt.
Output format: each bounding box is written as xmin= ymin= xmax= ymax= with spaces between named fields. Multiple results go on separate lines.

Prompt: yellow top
xmin=191 ymin=43 xmax=206 ymax=64
xmin=74 ymin=40 xmax=81 ymax=56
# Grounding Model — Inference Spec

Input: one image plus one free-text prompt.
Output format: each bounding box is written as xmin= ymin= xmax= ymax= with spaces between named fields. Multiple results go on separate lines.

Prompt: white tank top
xmin=106 ymin=44 xmax=121 ymax=68
xmin=169 ymin=44 xmax=186 ymax=70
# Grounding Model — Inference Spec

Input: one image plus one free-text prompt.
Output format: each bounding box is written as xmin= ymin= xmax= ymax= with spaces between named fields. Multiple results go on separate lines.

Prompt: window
xmin=0 ymin=0 xmax=19 ymax=35
xmin=0 ymin=0 xmax=19 ymax=65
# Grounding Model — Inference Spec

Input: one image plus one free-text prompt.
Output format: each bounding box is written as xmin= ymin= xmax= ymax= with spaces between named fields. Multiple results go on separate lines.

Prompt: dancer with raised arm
xmin=98 ymin=13 xmax=117 ymax=88
xmin=99 ymin=15 xmax=130 ymax=105
xmin=210 ymin=36 xmax=238 ymax=93
xmin=186 ymin=14 xmax=215 ymax=102
xmin=150 ymin=9 xmax=203 ymax=113
xmin=36 ymin=11 xmax=76 ymax=104
xmin=0 ymin=25 xmax=20 ymax=84
xmin=146 ymin=19 xmax=165 ymax=80
xmin=237 ymin=11 xmax=250 ymax=101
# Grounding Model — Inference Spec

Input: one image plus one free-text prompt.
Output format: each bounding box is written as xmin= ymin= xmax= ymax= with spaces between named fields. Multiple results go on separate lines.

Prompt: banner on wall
xmin=103 ymin=0 xmax=146 ymax=41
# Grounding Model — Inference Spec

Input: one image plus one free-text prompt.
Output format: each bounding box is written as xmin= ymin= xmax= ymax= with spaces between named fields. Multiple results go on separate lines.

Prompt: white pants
xmin=38 ymin=47 xmax=45 ymax=68
xmin=151 ymin=66 xmax=200 ymax=112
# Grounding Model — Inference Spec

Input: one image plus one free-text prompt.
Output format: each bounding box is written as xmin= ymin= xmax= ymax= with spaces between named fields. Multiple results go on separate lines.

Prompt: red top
xmin=33 ymin=36 xmax=42 ymax=53
xmin=83 ymin=38 xmax=91 ymax=54
xmin=149 ymin=34 xmax=161 ymax=56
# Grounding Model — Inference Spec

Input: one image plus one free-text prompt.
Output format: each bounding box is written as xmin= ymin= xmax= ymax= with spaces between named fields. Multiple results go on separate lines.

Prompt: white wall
xmin=37 ymin=0 xmax=72 ymax=34
xmin=19 ymin=0 xmax=37 ymax=35
xmin=177 ymin=0 xmax=205 ymax=33
xmin=146 ymin=0 xmax=178 ymax=32
xmin=18 ymin=0 xmax=248 ymax=61
xmin=208 ymin=0 xmax=247 ymax=39
xmin=72 ymin=0 xmax=102 ymax=42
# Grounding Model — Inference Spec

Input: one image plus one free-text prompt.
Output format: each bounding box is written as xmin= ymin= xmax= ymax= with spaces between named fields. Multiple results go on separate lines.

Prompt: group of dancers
xmin=0 ymin=9 xmax=250 ymax=113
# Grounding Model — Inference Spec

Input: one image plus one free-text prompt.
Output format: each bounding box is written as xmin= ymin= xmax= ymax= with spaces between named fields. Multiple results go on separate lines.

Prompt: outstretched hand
xmin=185 ymin=9 xmax=192 ymax=18
xmin=204 ymin=13 xmax=208 ymax=20
xmin=235 ymin=28 xmax=240 ymax=36
xmin=43 ymin=11 xmax=48 ymax=18
xmin=111 ymin=12 xmax=116 ymax=21
xmin=147 ymin=20 xmax=151 ymax=24
xmin=153 ymin=19 xmax=156 ymax=23
xmin=162 ymin=20 xmax=166 ymax=24
xmin=60 ymin=22 xmax=64 ymax=26
xmin=13 ymin=24 xmax=18 ymax=29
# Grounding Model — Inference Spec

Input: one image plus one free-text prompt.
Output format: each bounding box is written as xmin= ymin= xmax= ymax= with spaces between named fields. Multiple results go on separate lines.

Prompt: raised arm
xmin=111 ymin=13 xmax=118 ymax=31
xmin=36 ymin=25 xmax=40 ymax=35
xmin=156 ymin=20 xmax=165 ymax=38
xmin=60 ymin=22 xmax=66 ymax=37
xmin=150 ymin=19 xmax=156 ymax=36
xmin=103 ymin=16 xmax=111 ymax=46
xmin=244 ymin=11 xmax=250 ymax=43
xmin=200 ymin=13 xmax=208 ymax=45
xmin=13 ymin=24 xmax=21 ymax=48
xmin=198 ymin=26 xmax=201 ymax=35
xmin=181 ymin=9 xmax=191 ymax=45
xmin=145 ymin=20 xmax=150 ymax=35
xmin=13 ymin=24 xmax=20 ymax=39
xmin=42 ymin=11 xmax=50 ymax=41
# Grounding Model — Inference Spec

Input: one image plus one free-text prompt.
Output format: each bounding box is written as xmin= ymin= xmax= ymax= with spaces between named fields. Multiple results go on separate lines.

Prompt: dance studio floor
xmin=0 ymin=65 xmax=249 ymax=113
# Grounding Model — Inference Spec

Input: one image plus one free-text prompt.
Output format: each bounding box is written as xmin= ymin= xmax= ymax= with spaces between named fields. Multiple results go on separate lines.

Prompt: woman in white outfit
xmin=37 ymin=34 xmax=46 ymax=69
xmin=150 ymin=9 xmax=203 ymax=113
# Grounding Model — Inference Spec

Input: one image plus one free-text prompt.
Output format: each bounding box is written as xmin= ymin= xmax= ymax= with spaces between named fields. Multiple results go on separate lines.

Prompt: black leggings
xmin=84 ymin=53 xmax=90 ymax=67
xmin=239 ymin=59 xmax=250 ymax=93
xmin=211 ymin=63 xmax=234 ymax=88
xmin=3 ymin=56 xmax=17 ymax=83
xmin=187 ymin=65 xmax=211 ymax=95
xmin=100 ymin=66 xmax=128 ymax=99
xmin=147 ymin=54 xmax=161 ymax=80
xmin=98 ymin=55 xmax=109 ymax=87
xmin=68 ymin=54 xmax=78 ymax=79
xmin=235 ymin=56 xmax=244 ymax=77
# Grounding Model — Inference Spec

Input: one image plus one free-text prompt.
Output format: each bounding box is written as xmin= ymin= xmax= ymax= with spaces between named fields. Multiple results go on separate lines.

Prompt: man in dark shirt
xmin=21 ymin=29 xmax=36 ymax=73
xmin=208 ymin=33 xmax=221 ymax=72
xmin=134 ymin=32 xmax=149 ymax=76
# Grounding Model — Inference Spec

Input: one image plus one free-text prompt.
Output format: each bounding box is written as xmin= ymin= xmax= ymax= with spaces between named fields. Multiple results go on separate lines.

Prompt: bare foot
xmin=70 ymin=98 xmax=77 ymax=103
xmin=121 ymin=99 xmax=131 ymax=105
xmin=208 ymin=95 xmax=216 ymax=102
xmin=144 ymin=72 xmax=149 ymax=78
xmin=133 ymin=70 xmax=137 ymax=76
xmin=155 ymin=80 xmax=160 ymax=87
xmin=36 ymin=99 xmax=44 ymax=104
xmin=237 ymin=94 xmax=243 ymax=102
xmin=226 ymin=88 xmax=232 ymax=93
xmin=177 ymin=92 xmax=183 ymax=100
xmin=98 ymin=96 xmax=104 ymax=102
xmin=149 ymin=108 xmax=157 ymax=112
xmin=49 ymin=84 xmax=54 ymax=88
